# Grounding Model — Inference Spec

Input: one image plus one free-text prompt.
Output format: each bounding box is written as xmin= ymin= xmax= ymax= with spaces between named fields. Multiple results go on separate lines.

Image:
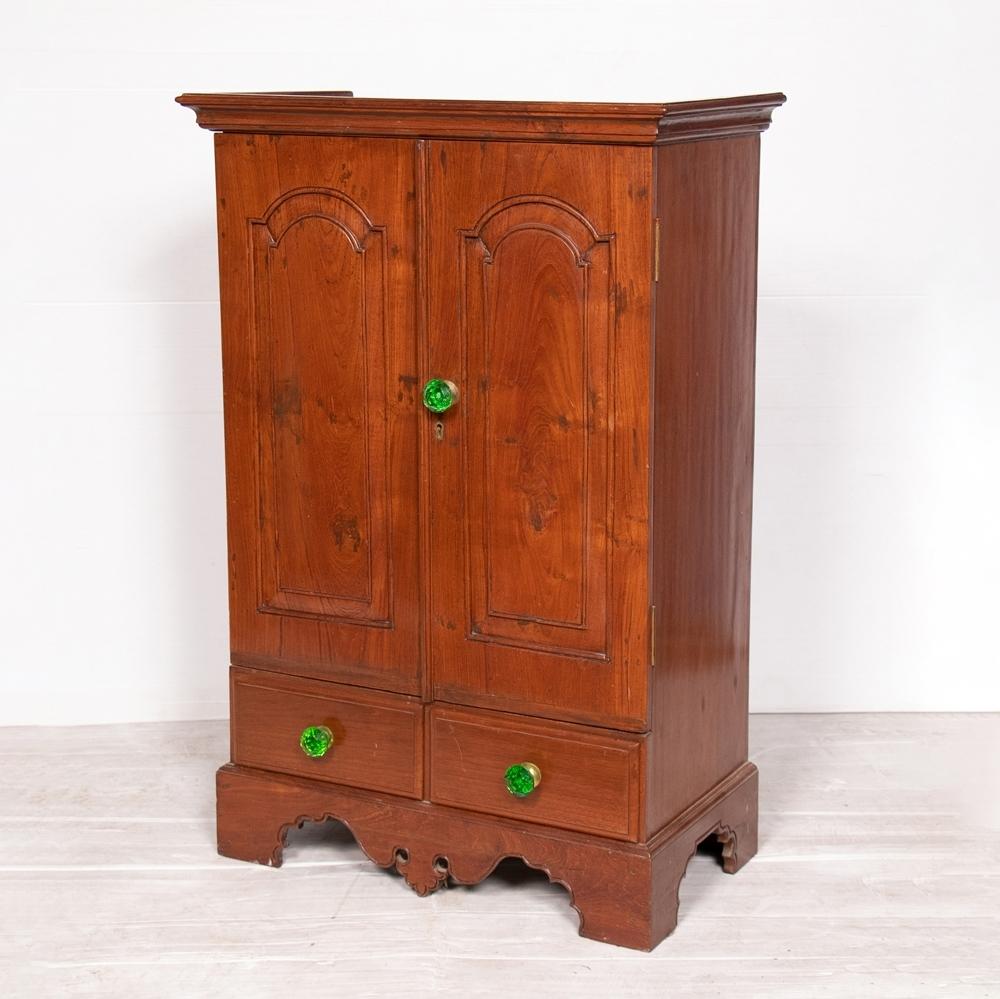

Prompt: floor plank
xmin=1 ymin=714 xmax=997 ymax=997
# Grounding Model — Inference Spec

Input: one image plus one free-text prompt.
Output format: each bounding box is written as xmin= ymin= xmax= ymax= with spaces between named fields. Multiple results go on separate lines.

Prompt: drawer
xmin=428 ymin=705 xmax=643 ymax=841
xmin=231 ymin=668 xmax=423 ymax=798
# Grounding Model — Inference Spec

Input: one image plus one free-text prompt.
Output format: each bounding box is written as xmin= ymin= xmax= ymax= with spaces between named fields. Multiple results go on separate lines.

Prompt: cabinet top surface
xmin=176 ymin=91 xmax=785 ymax=144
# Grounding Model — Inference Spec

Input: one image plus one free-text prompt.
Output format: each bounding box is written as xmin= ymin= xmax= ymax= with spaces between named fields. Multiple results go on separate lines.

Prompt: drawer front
xmin=428 ymin=705 xmax=643 ymax=841
xmin=231 ymin=668 xmax=422 ymax=798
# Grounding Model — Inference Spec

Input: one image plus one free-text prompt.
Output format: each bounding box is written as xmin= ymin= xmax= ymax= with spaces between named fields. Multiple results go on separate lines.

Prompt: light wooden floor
xmin=2 ymin=714 xmax=998 ymax=998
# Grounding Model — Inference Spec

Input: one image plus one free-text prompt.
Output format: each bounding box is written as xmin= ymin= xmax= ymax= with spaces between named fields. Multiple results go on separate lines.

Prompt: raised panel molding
xmin=250 ymin=187 xmax=393 ymax=626
xmin=460 ymin=195 xmax=614 ymax=659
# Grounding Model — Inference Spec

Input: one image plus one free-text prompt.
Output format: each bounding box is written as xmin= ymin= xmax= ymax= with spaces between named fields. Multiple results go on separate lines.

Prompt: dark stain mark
xmin=331 ymin=514 xmax=362 ymax=552
xmin=529 ymin=510 xmax=544 ymax=532
xmin=390 ymin=244 xmax=401 ymax=258
xmin=479 ymin=376 xmax=489 ymax=393
xmin=398 ymin=374 xmax=417 ymax=404
xmin=635 ymin=185 xmax=648 ymax=199
xmin=556 ymin=414 xmax=570 ymax=430
xmin=339 ymin=166 xmax=353 ymax=183
xmin=503 ymin=436 xmax=518 ymax=445
xmin=439 ymin=147 xmax=448 ymax=169
xmin=312 ymin=392 xmax=349 ymax=427
xmin=273 ymin=379 xmax=302 ymax=425
xmin=219 ymin=197 xmax=226 ymax=209
xmin=317 ymin=396 xmax=338 ymax=424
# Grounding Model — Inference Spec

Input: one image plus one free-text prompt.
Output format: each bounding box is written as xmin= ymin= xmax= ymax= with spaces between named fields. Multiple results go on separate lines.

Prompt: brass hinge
xmin=653 ymin=217 xmax=661 ymax=283
xmin=649 ymin=604 xmax=656 ymax=667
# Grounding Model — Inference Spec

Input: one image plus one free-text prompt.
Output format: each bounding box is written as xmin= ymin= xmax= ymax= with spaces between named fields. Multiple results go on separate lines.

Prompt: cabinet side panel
xmin=647 ymin=136 xmax=760 ymax=836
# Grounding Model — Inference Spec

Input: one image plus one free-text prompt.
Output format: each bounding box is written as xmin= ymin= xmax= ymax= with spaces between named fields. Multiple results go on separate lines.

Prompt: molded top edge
xmin=175 ymin=92 xmax=786 ymax=144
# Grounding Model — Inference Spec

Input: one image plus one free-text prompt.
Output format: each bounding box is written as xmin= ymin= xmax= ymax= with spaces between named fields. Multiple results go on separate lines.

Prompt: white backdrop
xmin=2 ymin=1 xmax=998 ymax=724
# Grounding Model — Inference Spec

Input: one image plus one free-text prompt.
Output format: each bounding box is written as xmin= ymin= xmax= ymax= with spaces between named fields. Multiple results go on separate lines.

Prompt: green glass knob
xmin=299 ymin=725 xmax=334 ymax=758
xmin=504 ymin=762 xmax=542 ymax=797
xmin=422 ymin=378 xmax=459 ymax=414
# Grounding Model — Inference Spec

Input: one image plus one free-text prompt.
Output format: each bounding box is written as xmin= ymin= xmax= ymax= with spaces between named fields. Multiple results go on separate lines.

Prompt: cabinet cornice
xmin=176 ymin=92 xmax=785 ymax=145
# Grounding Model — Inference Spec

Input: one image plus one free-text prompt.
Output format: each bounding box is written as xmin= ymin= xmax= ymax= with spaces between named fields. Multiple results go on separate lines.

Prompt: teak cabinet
xmin=178 ymin=90 xmax=784 ymax=950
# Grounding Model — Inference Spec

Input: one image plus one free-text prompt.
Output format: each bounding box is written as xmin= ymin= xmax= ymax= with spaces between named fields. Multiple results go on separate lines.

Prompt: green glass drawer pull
xmin=422 ymin=378 xmax=459 ymax=414
xmin=504 ymin=762 xmax=542 ymax=797
xmin=299 ymin=725 xmax=334 ymax=758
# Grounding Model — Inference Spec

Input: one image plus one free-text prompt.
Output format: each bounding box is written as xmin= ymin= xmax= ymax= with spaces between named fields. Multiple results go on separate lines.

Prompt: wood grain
xmin=254 ymin=188 xmax=391 ymax=620
xmin=468 ymin=200 xmax=608 ymax=643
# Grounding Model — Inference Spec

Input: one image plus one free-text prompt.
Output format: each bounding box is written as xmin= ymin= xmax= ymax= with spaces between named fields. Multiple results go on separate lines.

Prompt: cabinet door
xmin=216 ymin=135 xmax=421 ymax=694
xmin=425 ymin=141 xmax=652 ymax=729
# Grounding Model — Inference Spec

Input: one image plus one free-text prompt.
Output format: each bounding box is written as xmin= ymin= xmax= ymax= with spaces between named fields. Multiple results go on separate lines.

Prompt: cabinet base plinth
xmin=216 ymin=761 xmax=758 ymax=951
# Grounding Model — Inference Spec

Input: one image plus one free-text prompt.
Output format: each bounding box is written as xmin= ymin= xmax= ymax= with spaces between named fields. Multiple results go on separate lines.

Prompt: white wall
xmin=2 ymin=1 xmax=997 ymax=724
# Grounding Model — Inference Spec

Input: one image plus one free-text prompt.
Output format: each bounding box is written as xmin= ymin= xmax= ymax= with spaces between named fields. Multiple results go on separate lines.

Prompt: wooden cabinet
xmin=178 ymin=90 xmax=784 ymax=950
